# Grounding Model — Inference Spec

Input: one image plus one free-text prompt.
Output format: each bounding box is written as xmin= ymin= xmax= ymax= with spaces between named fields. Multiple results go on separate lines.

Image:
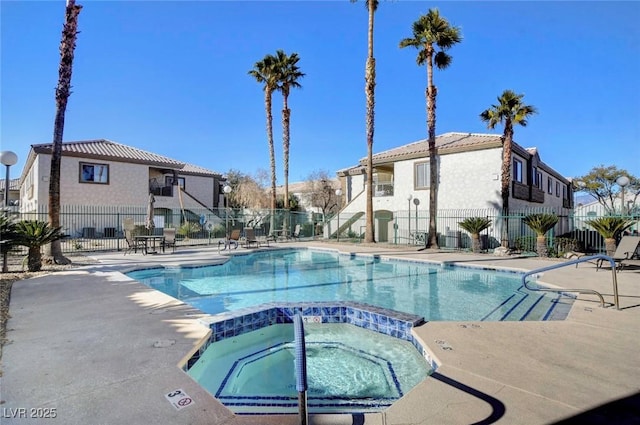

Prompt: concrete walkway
xmin=1 ymin=243 xmax=639 ymax=424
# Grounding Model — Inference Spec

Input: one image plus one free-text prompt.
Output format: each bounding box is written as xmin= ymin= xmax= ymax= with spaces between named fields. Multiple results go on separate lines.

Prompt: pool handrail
xmin=521 ymin=255 xmax=619 ymax=310
xmin=293 ymin=313 xmax=308 ymax=425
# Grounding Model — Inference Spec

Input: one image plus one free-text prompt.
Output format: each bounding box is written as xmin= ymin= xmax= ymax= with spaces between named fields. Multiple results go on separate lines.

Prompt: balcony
xmin=374 ymin=183 xmax=394 ymax=197
xmin=512 ymin=182 xmax=545 ymax=203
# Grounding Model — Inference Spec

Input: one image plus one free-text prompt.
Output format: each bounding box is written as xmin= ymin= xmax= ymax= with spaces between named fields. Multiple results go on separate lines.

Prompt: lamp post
xmin=413 ymin=198 xmax=420 ymax=241
xmin=223 ymin=184 xmax=232 ymax=244
xmin=407 ymin=194 xmax=412 ymax=244
xmin=335 ymin=189 xmax=342 ymax=242
xmin=616 ymin=176 xmax=630 ymax=215
xmin=1 ymin=150 xmax=18 ymax=273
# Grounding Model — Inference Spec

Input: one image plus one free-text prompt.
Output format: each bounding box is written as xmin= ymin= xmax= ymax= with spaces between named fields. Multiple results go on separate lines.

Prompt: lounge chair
xmin=243 ymin=228 xmax=260 ymax=249
xmin=162 ymin=228 xmax=177 ymax=253
xmin=218 ymin=229 xmax=240 ymax=252
xmin=596 ymin=236 xmax=640 ymax=272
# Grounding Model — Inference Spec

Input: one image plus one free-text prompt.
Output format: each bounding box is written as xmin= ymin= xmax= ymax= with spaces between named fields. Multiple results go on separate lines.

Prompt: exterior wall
xmin=32 ymin=154 xmax=151 ymax=206
xmin=19 ymin=153 xmax=221 ymax=212
xmin=182 ymin=174 xmax=214 ymax=207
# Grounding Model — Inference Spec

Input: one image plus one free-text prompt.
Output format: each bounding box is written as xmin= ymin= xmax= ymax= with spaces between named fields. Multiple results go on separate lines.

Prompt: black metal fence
xmin=6 ymin=205 xmax=639 ymax=255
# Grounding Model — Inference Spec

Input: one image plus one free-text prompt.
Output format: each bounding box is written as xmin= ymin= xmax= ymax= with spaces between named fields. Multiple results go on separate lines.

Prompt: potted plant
xmin=585 ymin=216 xmax=634 ymax=256
xmin=522 ymin=213 xmax=559 ymax=257
xmin=14 ymin=220 xmax=65 ymax=272
xmin=458 ymin=217 xmax=492 ymax=254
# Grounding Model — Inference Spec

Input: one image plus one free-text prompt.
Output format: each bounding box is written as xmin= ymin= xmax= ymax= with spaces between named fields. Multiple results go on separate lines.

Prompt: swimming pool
xmin=187 ymin=322 xmax=430 ymax=414
xmin=126 ymin=248 xmax=574 ymax=322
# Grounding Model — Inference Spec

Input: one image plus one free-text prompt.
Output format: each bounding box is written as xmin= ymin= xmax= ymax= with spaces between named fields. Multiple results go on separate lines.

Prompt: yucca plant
xmin=458 ymin=217 xmax=492 ymax=253
xmin=585 ymin=216 xmax=634 ymax=256
xmin=522 ymin=213 xmax=559 ymax=257
xmin=14 ymin=220 xmax=64 ymax=272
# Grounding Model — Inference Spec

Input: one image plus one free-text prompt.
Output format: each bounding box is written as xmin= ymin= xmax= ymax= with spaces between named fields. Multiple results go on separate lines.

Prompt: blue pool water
xmin=188 ymin=323 xmax=430 ymax=414
xmin=126 ymin=249 xmax=574 ymax=321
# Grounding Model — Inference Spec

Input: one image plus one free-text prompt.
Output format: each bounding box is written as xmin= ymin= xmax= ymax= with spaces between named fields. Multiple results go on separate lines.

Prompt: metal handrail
xmin=521 ymin=255 xmax=619 ymax=310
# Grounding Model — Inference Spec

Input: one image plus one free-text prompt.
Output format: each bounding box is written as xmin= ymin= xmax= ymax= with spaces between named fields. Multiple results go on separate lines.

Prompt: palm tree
xmin=458 ymin=217 xmax=491 ymax=254
xmin=249 ymin=54 xmax=279 ymax=236
xmin=273 ymin=50 xmax=305 ymax=235
xmin=45 ymin=0 xmax=82 ymax=265
xmin=351 ymin=0 xmax=378 ymax=243
xmin=480 ymin=90 xmax=537 ymax=247
xmin=15 ymin=220 xmax=64 ymax=272
xmin=400 ymin=8 xmax=462 ymax=249
xmin=522 ymin=213 xmax=559 ymax=257
xmin=586 ymin=217 xmax=634 ymax=256
xmin=1 ymin=215 xmax=19 ymax=272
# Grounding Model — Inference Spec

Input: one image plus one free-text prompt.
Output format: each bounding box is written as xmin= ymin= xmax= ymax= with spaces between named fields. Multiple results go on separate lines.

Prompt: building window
xmin=513 ymin=159 xmax=523 ymax=183
xmin=165 ymin=176 xmax=185 ymax=190
xmin=547 ymin=177 xmax=553 ymax=194
xmin=79 ymin=162 xmax=109 ymax=184
xmin=563 ymin=185 xmax=567 ymax=199
xmin=556 ymin=182 xmax=560 ymax=197
xmin=532 ymin=167 xmax=542 ymax=189
xmin=414 ymin=161 xmax=430 ymax=189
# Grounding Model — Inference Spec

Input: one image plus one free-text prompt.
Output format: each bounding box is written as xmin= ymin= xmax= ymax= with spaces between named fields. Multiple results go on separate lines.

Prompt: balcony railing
xmin=374 ymin=183 xmax=394 ymax=197
xmin=150 ymin=185 xmax=174 ymax=197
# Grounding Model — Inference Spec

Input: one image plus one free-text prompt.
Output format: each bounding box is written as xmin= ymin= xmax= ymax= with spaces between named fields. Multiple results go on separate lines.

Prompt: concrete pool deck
xmin=1 ymin=242 xmax=639 ymax=424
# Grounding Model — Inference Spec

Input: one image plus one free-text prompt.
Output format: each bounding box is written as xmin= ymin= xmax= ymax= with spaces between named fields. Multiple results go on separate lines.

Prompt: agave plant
xmin=14 ymin=220 xmax=64 ymax=272
xmin=522 ymin=213 xmax=559 ymax=257
xmin=585 ymin=216 xmax=634 ymax=256
xmin=458 ymin=217 xmax=492 ymax=254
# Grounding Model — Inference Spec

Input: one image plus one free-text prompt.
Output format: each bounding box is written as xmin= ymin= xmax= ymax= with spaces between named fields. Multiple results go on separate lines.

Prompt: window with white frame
xmin=556 ymin=181 xmax=560 ymax=197
xmin=547 ymin=177 xmax=553 ymax=194
xmin=535 ymin=168 xmax=542 ymax=189
xmin=79 ymin=162 xmax=109 ymax=184
xmin=513 ymin=159 xmax=523 ymax=183
xmin=165 ymin=176 xmax=185 ymax=190
xmin=414 ymin=161 xmax=430 ymax=189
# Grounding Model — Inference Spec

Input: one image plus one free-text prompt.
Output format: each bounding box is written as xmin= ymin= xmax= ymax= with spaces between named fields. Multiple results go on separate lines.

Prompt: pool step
xmin=481 ymin=286 xmax=575 ymax=321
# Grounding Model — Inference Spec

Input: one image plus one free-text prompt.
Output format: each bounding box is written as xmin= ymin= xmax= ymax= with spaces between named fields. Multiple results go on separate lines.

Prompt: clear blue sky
xmin=2 ymin=1 xmax=639 ymax=185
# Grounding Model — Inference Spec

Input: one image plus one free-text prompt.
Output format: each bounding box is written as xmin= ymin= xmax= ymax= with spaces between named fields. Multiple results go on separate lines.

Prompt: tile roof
xmin=30 ymin=139 xmax=220 ymax=176
xmin=361 ymin=132 xmax=504 ymax=165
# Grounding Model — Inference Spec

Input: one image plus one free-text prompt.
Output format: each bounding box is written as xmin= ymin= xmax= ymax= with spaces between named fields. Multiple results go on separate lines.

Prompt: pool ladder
xmin=521 ymin=255 xmax=620 ymax=310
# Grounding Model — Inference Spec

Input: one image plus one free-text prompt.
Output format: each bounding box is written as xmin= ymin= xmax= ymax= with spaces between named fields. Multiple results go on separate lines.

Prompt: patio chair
xmin=291 ymin=224 xmax=301 ymax=241
xmin=162 ymin=228 xmax=177 ymax=253
xmin=124 ymin=229 xmax=145 ymax=255
xmin=596 ymin=236 xmax=640 ymax=272
xmin=218 ymin=229 xmax=240 ymax=252
xmin=243 ymin=228 xmax=260 ymax=249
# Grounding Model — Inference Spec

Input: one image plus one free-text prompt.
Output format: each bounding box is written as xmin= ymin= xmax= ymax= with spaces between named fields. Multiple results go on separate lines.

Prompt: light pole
xmin=335 ymin=188 xmax=342 ymax=242
xmin=407 ymin=194 xmax=412 ymax=244
xmin=223 ymin=184 xmax=232 ymax=245
xmin=413 ymin=198 xmax=420 ymax=241
xmin=616 ymin=176 xmax=630 ymax=215
xmin=1 ymin=150 xmax=18 ymax=273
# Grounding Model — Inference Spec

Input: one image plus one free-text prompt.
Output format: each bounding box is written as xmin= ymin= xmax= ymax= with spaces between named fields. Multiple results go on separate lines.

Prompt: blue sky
xmin=2 ymin=1 xmax=639 ymax=185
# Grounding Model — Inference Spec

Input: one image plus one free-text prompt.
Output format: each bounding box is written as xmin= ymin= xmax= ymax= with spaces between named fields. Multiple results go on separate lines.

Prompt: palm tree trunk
xmin=536 ymin=235 xmax=548 ymax=258
xmin=500 ymin=123 xmax=514 ymax=248
xmin=282 ymin=94 xmax=290 ymax=235
xmin=363 ymin=0 xmax=376 ymax=244
xmin=604 ymin=238 xmax=616 ymax=257
xmin=28 ymin=246 xmax=42 ymax=272
xmin=471 ymin=234 xmax=481 ymax=254
xmin=265 ymin=88 xmax=277 ymax=237
xmin=426 ymin=45 xmax=439 ymax=249
xmin=44 ymin=0 xmax=81 ymax=265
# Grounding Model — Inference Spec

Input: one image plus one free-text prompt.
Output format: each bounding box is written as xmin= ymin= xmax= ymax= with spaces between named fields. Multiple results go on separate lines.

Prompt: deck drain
xmin=153 ymin=339 xmax=176 ymax=348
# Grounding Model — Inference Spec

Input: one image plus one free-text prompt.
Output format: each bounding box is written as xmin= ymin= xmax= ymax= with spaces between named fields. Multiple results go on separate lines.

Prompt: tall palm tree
xmin=46 ymin=0 xmax=82 ymax=265
xmin=351 ymin=0 xmax=378 ymax=243
xmin=480 ymin=90 xmax=537 ymax=247
xmin=399 ymin=8 xmax=462 ymax=249
xmin=249 ymin=54 xmax=279 ymax=236
xmin=273 ymin=50 xmax=305 ymax=234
